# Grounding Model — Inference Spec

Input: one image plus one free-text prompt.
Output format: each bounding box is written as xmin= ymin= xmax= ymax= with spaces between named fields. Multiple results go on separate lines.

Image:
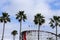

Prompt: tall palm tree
xmin=0 ymin=12 xmax=10 ymax=40
xmin=11 ymin=30 xmax=18 ymax=40
xmin=16 ymin=11 xmax=27 ymax=40
xmin=49 ymin=16 xmax=60 ymax=40
xmin=33 ymin=13 xmax=45 ymax=40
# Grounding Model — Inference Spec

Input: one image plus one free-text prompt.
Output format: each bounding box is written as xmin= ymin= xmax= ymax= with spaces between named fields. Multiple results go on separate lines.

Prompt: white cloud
xmin=1 ymin=0 xmax=54 ymax=18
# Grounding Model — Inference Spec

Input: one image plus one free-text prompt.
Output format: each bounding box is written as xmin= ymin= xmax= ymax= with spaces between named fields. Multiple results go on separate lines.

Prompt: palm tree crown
xmin=49 ymin=16 xmax=60 ymax=28
xmin=16 ymin=11 xmax=27 ymax=22
xmin=34 ymin=13 xmax=45 ymax=25
xmin=0 ymin=12 xmax=10 ymax=23
xmin=11 ymin=30 xmax=18 ymax=36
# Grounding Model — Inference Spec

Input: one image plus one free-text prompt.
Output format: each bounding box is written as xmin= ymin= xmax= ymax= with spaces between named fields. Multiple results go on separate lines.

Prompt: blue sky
xmin=0 ymin=0 xmax=60 ymax=40
xmin=48 ymin=0 xmax=60 ymax=10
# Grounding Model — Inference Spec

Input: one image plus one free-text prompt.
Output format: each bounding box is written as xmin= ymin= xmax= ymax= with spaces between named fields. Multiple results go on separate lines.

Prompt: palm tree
xmin=11 ymin=30 xmax=18 ymax=40
xmin=49 ymin=16 xmax=60 ymax=40
xmin=16 ymin=11 xmax=27 ymax=40
xmin=0 ymin=12 xmax=10 ymax=40
xmin=33 ymin=13 xmax=45 ymax=40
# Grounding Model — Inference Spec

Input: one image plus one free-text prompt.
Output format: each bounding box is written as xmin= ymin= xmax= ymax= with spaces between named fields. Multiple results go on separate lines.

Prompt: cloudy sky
xmin=0 ymin=0 xmax=60 ymax=40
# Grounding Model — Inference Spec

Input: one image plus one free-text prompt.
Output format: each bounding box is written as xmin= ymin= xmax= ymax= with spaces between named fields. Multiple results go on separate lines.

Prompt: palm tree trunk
xmin=13 ymin=36 xmax=15 ymax=40
xmin=1 ymin=22 xmax=5 ymax=40
xmin=56 ymin=26 xmax=57 ymax=40
xmin=38 ymin=25 xmax=40 ymax=40
xmin=19 ymin=21 xmax=22 ymax=40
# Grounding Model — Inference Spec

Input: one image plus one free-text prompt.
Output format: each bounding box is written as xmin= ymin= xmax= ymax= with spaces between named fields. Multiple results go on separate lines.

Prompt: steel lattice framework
xmin=21 ymin=30 xmax=60 ymax=40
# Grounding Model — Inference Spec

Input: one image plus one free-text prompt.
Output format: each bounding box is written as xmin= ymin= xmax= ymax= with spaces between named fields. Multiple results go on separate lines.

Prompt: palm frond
xmin=50 ymin=18 xmax=54 ymax=23
xmin=53 ymin=16 xmax=58 ymax=21
xmin=34 ymin=19 xmax=38 ymax=24
xmin=23 ymin=14 xmax=27 ymax=19
xmin=0 ymin=17 xmax=3 ymax=22
xmin=7 ymin=18 xmax=11 ymax=22
xmin=16 ymin=14 xmax=20 ymax=19
xmin=41 ymin=19 xmax=45 ymax=23
xmin=58 ymin=16 xmax=60 ymax=22
xmin=18 ymin=19 xmax=21 ymax=22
